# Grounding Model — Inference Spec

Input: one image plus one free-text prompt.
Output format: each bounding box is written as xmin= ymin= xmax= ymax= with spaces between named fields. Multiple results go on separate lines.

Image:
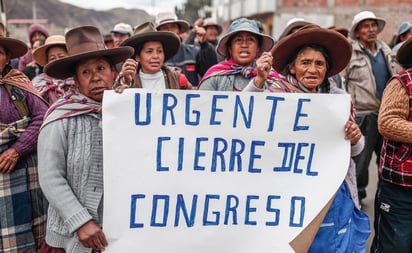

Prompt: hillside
xmin=4 ymin=0 xmax=153 ymax=40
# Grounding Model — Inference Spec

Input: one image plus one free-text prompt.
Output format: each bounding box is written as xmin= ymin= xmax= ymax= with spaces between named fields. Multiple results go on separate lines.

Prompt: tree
xmin=175 ymin=0 xmax=212 ymax=24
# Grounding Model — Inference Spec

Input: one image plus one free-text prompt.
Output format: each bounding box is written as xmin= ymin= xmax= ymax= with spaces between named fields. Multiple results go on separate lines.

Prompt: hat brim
xmin=111 ymin=30 xmax=130 ymax=35
xmin=0 ymin=37 xmax=28 ymax=59
xmin=33 ymin=42 xmax=66 ymax=67
xmin=204 ymin=24 xmax=223 ymax=35
xmin=278 ymin=21 xmax=312 ymax=41
xmin=44 ymin=46 xmax=134 ymax=80
xmin=349 ymin=18 xmax=386 ymax=40
xmin=156 ymin=20 xmax=190 ymax=33
xmin=271 ymin=27 xmax=352 ymax=77
xmin=120 ymin=31 xmax=180 ymax=61
xmin=396 ymin=37 xmax=412 ymax=67
xmin=216 ymin=30 xmax=274 ymax=58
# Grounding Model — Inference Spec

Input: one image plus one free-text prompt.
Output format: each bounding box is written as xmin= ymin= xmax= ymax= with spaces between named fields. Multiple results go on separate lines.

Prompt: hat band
xmin=68 ymin=42 xmax=106 ymax=56
xmin=159 ymin=18 xmax=177 ymax=25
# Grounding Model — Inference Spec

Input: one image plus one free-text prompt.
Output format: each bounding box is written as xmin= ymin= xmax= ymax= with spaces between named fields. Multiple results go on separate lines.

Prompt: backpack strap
xmin=4 ymin=84 xmax=30 ymax=118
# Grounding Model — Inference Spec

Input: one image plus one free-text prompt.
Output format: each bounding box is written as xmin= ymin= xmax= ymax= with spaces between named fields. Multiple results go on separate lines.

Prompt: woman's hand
xmin=254 ymin=51 xmax=273 ymax=89
xmin=77 ymin=220 xmax=108 ymax=251
xmin=345 ymin=117 xmax=362 ymax=145
xmin=114 ymin=84 xmax=130 ymax=94
xmin=121 ymin=58 xmax=138 ymax=84
xmin=0 ymin=148 xmax=20 ymax=173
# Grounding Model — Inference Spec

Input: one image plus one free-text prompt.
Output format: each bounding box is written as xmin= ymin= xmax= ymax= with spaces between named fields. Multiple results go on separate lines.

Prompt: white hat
xmin=155 ymin=11 xmax=190 ymax=33
xmin=349 ymin=11 xmax=386 ymax=40
xmin=111 ymin=22 xmax=133 ymax=36
xmin=278 ymin=18 xmax=312 ymax=41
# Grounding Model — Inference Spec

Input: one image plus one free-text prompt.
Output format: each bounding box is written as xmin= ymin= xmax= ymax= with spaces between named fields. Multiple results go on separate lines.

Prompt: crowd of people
xmin=0 ymin=8 xmax=411 ymax=253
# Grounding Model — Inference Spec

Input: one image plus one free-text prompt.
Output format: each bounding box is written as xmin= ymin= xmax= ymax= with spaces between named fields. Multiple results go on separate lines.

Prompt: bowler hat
xmin=45 ymin=26 xmax=134 ymax=79
xmin=0 ymin=36 xmax=28 ymax=59
xmin=349 ymin=11 xmax=385 ymax=40
xmin=121 ymin=22 xmax=180 ymax=61
xmin=396 ymin=37 xmax=412 ymax=68
xmin=271 ymin=24 xmax=352 ymax=77
xmin=216 ymin=18 xmax=274 ymax=58
xmin=33 ymin=35 xmax=66 ymax=67
xmin=155 ymin=11 xmax=190 ymax=33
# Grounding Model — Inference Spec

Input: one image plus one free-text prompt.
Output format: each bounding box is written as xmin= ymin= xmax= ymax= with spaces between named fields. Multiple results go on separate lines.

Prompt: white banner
xmin=102 ymin=89 xmax=351 ymax=253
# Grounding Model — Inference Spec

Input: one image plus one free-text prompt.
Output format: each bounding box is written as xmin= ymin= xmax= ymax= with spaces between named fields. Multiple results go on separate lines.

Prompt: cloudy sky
xmin=59 ymin=0 xmax=186 ymax=14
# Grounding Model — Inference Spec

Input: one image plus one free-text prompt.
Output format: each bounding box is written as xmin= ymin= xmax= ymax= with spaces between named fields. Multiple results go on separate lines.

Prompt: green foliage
xmin=175 ymin=0 xmax=212 ymax=24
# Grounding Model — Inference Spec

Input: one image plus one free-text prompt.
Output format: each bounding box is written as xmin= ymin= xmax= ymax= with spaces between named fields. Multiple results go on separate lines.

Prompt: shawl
xmin=199 ymin=58 xmax=280 ymax=86
xmin=33 ymin=73 xmax=76 ymax=104
xmin=42 ymin=93 xmax=102 ymax=129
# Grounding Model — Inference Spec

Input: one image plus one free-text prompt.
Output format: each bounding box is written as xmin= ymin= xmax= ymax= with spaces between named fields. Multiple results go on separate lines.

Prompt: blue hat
xmin=396 ymin=21 xmax=412 ymax=43
xmin=216 ymin=18 xmax=274 ymax=58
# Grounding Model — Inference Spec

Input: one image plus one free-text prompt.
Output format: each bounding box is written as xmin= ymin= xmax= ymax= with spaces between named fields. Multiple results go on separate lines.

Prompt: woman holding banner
xmin=37 ymin=26 xmax=133 ymax=252
xmin=246 ymin=24 xmax=371 ymax=252
xmin=197 ymin=17 xmax=278 ymax=91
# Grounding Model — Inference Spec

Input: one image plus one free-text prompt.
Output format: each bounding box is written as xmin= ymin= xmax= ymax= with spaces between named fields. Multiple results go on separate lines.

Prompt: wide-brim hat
xmin=278 ymin=18 xmax=312 ymax=41
xmin=271 ymin=24 xmax=352 ymax=77
xmin=155 ymin=11 xmax=190 ymax=33
xmin=121 ymin=22 xmax=180 ymax=61
xmin=203 ymin=18 xmax=223 ymax=35
xmin=396 ymin=21 xmax=412 ymax=44
xmin=216 ymin=18 xmax=274 ymax=58
xmin=0 ymin=36 xmax=28 ymax=59
xmin=32 ymin=35 xmax=66 ymax=67
xmin=45 ymin=26 xmax=134 ymax=80
xmin=349 ymin=11 xmax=386 ymax=40
xmin=396 ymin=37 xmax=412 ymax=67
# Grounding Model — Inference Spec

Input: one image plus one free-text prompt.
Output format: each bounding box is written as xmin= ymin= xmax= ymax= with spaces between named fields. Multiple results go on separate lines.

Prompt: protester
xmin=18 ymin=23 xmax=49 ymax=71
xmin=37 ymin=25 xmax=133 ymax=252
xmin=246 ymin=24 xmax=371 ymax=252
xmin=32 ymin=35 xmax=76 ymax=104
xmin=155 ymin=11 xmax=217 ymax=87
xmin=198 ymin=17 xmax=277 ymax=91
xmin=111 ymin=22 xmax=133 ymax=48
xmin=391 ymin=21 xmax=412 ymax=73
xmin=277 ymin=17 xmax=311 ymax=42
xmin=22 ymin=38 xmax=45 ymax=80
xmin=186 ymin=17 xmax=222 ymax=49
xmin=104 ymin=33 xmax=114 ymax=48
xmin=0 ymin=35 xmax=49 ymax=252
xmin=115 ymin=22 xmax=191 ymax=90
xmin=341 ymin=10 xmax=394 ymax=201
xmin=371 ymin=37 xmax=412 ymax=252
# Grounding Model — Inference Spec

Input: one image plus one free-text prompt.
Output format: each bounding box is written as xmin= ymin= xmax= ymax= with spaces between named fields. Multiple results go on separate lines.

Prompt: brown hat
xmin=32 ymin=35 xmax=66 ymax=67
xmin=271 ymin=24 xmax=352 ymax=77
xmin=0 ymin=36 xmax=28 ymax=59
xmin=45 ymin=26 xmax=134 ymax=79
xmin=121 ymin=22 xmax=180 ymax=61
xmin=396 ymin=37 xmax=412 ymax=68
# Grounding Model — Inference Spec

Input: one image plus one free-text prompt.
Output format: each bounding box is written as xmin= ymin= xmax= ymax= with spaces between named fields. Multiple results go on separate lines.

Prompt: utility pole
xmin=32 ymin=0 xmax=37 ymax=22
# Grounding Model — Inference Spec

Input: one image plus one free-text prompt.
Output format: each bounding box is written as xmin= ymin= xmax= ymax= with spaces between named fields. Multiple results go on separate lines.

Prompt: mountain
xmin=4 ymin=0 xmax=152 ymax=40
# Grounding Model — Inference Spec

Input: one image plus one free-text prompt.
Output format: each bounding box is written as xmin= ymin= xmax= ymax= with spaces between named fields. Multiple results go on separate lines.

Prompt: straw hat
xmin=155 ymin=11 xmax=190 ymax=33
xmin=32 ymin=35 xmax=66 ymax=67
xmin=349 ymin=11 xmax=386 ymax=40
xmin=271 ymin=24 xmax=352 ymax=77
xmin=0 ymin=36 xmax=28 ymax=59
xmin=121 ymin=22 xmax=180 ymax=61
xmin=396 ymin=37 xmax=412 ymax=68
xmin=45 ymin=26 xmax=134 ymax=79
xmin=216 ymin=18 xmax=274 ymax=58
xmin=203 ymin=18 xmax=223 ymax=35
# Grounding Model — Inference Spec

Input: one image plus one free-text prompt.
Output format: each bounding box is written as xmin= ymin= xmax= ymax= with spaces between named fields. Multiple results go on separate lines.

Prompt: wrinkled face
xmin=0 ymin=45 xmax=10 ymax=72
xmin=47 ymin=46 xmax=68 ymax=64
xmin=113 ymin=32 xmax=130 ymax=47
xmin=136 ymin=41 xmax=165 ymax=74
xmin=157 ymin=23 xmax=180 ymax=36
xmin=74 ymin=57 xmax=114 ymax=102
xmin=355 ymin=19 xmax=379 ymax=44
xmin=205 ymin=25 xmax=219 ymax=41
xmin=289 ymin=47 xmax=328 ymax=93
xmin=228 ymin=32 xmax=260 ymax=66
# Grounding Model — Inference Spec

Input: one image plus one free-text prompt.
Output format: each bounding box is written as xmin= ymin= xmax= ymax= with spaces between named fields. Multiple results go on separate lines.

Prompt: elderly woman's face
xmin=136 ymin=41 xmax=165 ymax=74
xmin=228 ymin=32 xmax=260 ymax=66
xmin=74 ymin=57 xmax=114 ymax=102
xmin=289 ymin=47 xmax=327 ymax=92
xmin=0 ymin=45 xmax=9 ymax=72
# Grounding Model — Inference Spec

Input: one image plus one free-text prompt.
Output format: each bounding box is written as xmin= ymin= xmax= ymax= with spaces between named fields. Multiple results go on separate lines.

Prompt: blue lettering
xmin=245 ymin=195 xmax=259 ymax=225
xmin=265 ymin=195 xmax=280 ymax=226
xmin=224 ymin=195 xmax=239 ymax=225
xmin=130 ymin=194 xmax=145 ymax=228
xmin=229 ymin=139 xmax=245 ymax=172
xmin=294 ymin=98 xmax=310 ymax=131
xmin=233 ymin=95 xmax=253 ymax=129
xmin=151 ymin=195 xmax=169 ymax=227
xmin=194 ymin=137 xmax=208 ymax=171
xmin=185 ymin=93 xmax=201 ymax=126
xmin=248 ymin=140 xmax=264 ymax=173
xmin=177 ymin=137 xmax=184 ymax=171
xmin=175 ymin=194 xmax=198 ymax=227
xmin=289 ymin=196 xmax=305 ymax=227
xmin=273 ymin=142 xmax=295 ymax=172
xmin=134 ymin=93 xmax=151 ymax=125
xmin=162 ymin=93 xmax=177 ymax=126
xmin=156 ymin=137 xmax=171 ymax=172
xmin=210 ymin=95 xmax=228 ymax=125
xmin=265 ymin=96 xmax=285 ymax=132
xmin=203 ymin=194 xmax=220 ymax=226
xmin=211 ymin=138 xmax=228 ymax=172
